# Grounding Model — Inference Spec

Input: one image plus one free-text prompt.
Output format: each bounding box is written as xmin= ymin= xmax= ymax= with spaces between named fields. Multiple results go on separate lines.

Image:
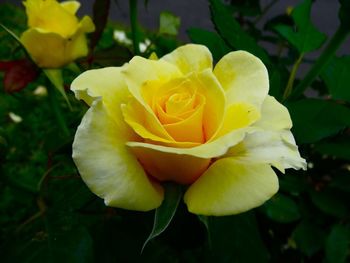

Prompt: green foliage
xmin=274 ymin=0 xmax=327 ymax=53
xmin=1 ymin=0 xmax=350 ymax=262
xmin=187 ymin=28 xmax=230 ymax=61
xmin=262 ymin=194 xmax=301 ymax=223
xmin=287 ymin=99 xmax=350 ymax=143
xmin=142 ymin=183 xmax=182 ymax=252
xmin=321 ymin=56 xmax=350 ymax=102
xmin=209 ymin=0 xmax=270 ymax=63
xmin=326 ymin=224 xmax=350 ymax=263
xmin=159 ymin=12 xmax=180 ymax=36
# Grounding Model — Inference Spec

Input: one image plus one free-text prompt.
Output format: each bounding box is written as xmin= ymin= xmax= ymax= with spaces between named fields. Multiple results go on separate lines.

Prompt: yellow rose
xmin=20 ymin=0 xmax=95 ymax=68
xmin=71 ymin=44 xmax=306 ymax=216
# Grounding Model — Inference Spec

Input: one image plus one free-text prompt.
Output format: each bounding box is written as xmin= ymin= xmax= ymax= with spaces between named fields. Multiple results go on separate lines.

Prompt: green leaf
xmin=44 ymin=69 xmax=71 ymax=109
xmin=142 ymin=183 xmax=182 ymax=252
xmin=207 ymin=212 xmax=269 ymax=262
xmin=187 ymin=28 xmax=230 ymax=61
xmin=325 ymin=224 xmax=350 ymax=263
xmin=292 ymin=221 xmax=326 ymax=257
xmin=314 ymin=136 xmax=350 ymax=161
xmin=274 ymin=0 xmax=326 ymax=53
xmin=279 ymin=173 xmax=307 ymax=194
xmin=330 ymin=172 xmax=350 ymax=193
xmin=159 ymin=11 xmax=180 ymax=36
xmin=287 ymin=99 xmax=350 ymax=144
xmin=310 ymin=189 xmax=348 ymax=218
xmin=321 ymin=56 xmax=350 ymax=102
xmin=339 ymin=0 xmax=350 ymax=30
xmin=209 ymin=0 xmax=270 ymax=64
xmin=261 ymin=194 xmax=300 ymax=223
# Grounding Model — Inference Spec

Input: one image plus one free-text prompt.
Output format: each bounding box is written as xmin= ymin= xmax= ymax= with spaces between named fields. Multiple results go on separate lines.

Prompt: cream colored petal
xmin=73 ymin=99 xmax=164 ymax=211
xmin=60 ymin=1 xmax=80 ymax=14
xmin=227 ymin=130 xmax=307 ymax=172
xmin=184 ymin=158 xmax=279 ymax=216
xmin=127 ymin=126 xmax=256 ymax=158
xmin=70 ymin=67 xmax=132 ymax=131
xmin=254 ymin=95 xmax=292 ymax=130
xmin=161 ymin=44 xmax=213 ymax=74
xmin=214 ymin=51 xmax=269 ymax=109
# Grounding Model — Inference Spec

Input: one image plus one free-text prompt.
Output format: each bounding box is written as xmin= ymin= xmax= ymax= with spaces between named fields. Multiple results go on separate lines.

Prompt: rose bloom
xmin=71 ymin=44 xmax=306 ymax=216
xmin=20 ymin=0 xmax=95 ymax=68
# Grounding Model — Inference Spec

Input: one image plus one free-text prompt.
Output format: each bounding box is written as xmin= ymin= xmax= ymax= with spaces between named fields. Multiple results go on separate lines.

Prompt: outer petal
xmin=21 ymin=29 xmax=67 ymax=68
xmin=227 ymin=130 xmax=307 ymax=172
xmin=161 ymin=44 xmax=213 ymax=75
xmin=184 ymin=158 xmax=279 ymax=216
xmin=21 ymin=28 xmax=89 ymax=68
xmin=214 ymin=51 xmax=269 ymax=109
xmin=73 ymin=100 xmax=164 ymax=211
xmin=70 ymin=67 xmax=131 ymax=129
xmin=254 ymin=95 xmax=292 ymax=130
xmin=131 ymin=146 xmax=211 ymax=185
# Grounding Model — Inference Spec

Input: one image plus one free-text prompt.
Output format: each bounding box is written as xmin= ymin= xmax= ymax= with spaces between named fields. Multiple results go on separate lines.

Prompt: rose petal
xmin=131 ymin=146 xmax=211 ymax=184
xmin=73 ymin=99 xmax=164 ymax=211
xmin=60 ymin=1 xmax=81 ymax=15
xmin=127 ymin=126 xmax=255 ymax=158
xmin=214 ymin=102 xmax=260 ymax=139
xmin=184 ymin=158 xmax=279 ymax=216
xmin=24 ymin=0 xmax=79 ymax=37
xmin=214 ymin=50 xmax=269 ymax=109
xmin=227 ymin=130 xmax=307 ymax=172
xmin=71 ymin=67 xmax=130 ymax=128
xmin=121 ymin=98 xmax=174 ymax=142
xmin=161 ymin=44 xmax=213 ymax=74
xmin=189 ymin=69 xmax=226 ymax=140
xmin=254 ymin=95 xmax=292 ymax=130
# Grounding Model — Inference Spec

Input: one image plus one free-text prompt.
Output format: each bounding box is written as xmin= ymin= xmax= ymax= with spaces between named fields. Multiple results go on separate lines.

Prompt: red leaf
xmin=0 ymin=59 xmax=39 ymax=93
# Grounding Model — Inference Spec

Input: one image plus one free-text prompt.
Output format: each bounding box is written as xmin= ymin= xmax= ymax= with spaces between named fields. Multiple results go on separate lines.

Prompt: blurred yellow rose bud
xmin=71 ymin=44 xmax=306 ymax=216
xmin=20 ymin=0 xmax=95 ymax=68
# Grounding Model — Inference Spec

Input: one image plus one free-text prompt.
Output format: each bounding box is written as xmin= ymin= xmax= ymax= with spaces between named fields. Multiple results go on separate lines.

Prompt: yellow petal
xmin=79 ymin=16 xmax=95 ymax=33
xmin=60 ymin=0 xmax=80 ymax=14
xmin=73 ymin=99 xmax=164 ymax=211
xmin=21 ymin=29 xmax=67 ymax=68
xmin=121 ymin=98 xmax=174 ymax=142
xmin=184 ymin=158 xmax=279 ymax=216
xmin=24 ymin=0 xmax=79 ymax=37
xmin=214 ymin=51 xmax=269 ymax=109
xmin=214 ymin=102 xmax=260 ymax=139
xmin=127 ymin=126 xmax=254 ymax=158
xmin=189 ymin=69 xmax=226 ymax=141
xmin=70 ymin=67 xmax=132 ymax=132
xmin=163 ymin=97 xmax=205 ymax=143
xmin=227 ymin=130 xmax=307 ymax=172
xmin=254 ymin=95 xmax=292 ymax=130
xmin=131 ymin=146 xmax=211 ymax=184
xmin=21 ymin=28 xmax=89 ymax=68
xmin=122 ymin=56 xmax=182 ymax=113
xmin=161 ymin=44 xmax=213 ymax=74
